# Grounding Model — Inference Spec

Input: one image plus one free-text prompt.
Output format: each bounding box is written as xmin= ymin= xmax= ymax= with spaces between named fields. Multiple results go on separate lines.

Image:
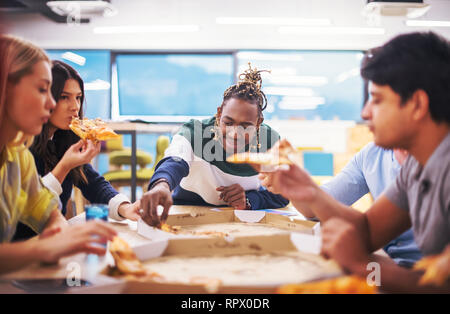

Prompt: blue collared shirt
xmin=321 ymin=142 xmax=422 ymax=267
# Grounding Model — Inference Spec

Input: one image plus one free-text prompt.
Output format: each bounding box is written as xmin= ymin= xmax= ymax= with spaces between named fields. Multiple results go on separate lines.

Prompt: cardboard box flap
xmin=290 ymin=233 xmax=322 ymax=255
xmin=265 ymin=213 xmax=317 ymax=232
xmin=133 ymin=238 xmax=169 ymax=261
xmin=233 ymin=210 xmax=266 ymax=223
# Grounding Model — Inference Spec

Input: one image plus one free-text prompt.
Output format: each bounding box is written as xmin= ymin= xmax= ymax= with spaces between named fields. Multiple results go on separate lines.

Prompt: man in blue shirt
xmin=320 ymin=142 xmax=422 ymax=268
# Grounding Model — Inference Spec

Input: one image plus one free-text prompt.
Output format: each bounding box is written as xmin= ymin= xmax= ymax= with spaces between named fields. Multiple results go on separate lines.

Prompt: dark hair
xmin=30 ymin=60 xmax=87 ymax=184
xmin=220 ymin=63 xmax=269 ymax=119
xmin=361 ymin=47 xmax=381 ymax=107
xmin=361 ymin=31 xmax=450 ymax=124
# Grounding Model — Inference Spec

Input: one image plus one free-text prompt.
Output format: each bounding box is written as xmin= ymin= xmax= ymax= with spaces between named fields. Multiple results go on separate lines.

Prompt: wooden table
xmin=107 ymin=122 xmax=181 ymax=202
xmin=0 ymin=205 xmax=313 ymax=294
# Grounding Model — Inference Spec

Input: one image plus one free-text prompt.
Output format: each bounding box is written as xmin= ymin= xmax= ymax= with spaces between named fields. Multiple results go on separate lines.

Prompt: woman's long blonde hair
xmin=0 ymin=35 xmax=50 ymax=162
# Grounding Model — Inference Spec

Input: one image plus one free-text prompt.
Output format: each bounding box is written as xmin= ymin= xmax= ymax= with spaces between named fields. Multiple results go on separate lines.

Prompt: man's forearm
xmin=301 ymin=186 xmax=366 ymax=225
xmin=350 ymin=254 xmax=450 ymax=293
xmin=290 ymin=200 xmax=316 ymax=219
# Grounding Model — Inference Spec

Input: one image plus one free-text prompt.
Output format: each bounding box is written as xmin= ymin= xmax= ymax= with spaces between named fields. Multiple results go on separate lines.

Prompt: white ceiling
xmin=1 ymin=0 xmax=450 ymax=50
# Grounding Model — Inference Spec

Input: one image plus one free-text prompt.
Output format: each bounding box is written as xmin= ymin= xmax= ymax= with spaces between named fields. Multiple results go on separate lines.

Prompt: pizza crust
xmin=227 ymin=139 xmax=302 ymax=166
xmin=69 ymin=117 xmax=119 ymax=142
xmin=414 ymin=245 xmax=450 ymax=287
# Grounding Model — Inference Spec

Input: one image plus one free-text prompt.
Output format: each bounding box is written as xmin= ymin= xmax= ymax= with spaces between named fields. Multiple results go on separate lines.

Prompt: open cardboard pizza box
xmin=107 ymin=229 xmax=342 ymax=294
xmin=137 ymin=209 xmax=320 ymax=241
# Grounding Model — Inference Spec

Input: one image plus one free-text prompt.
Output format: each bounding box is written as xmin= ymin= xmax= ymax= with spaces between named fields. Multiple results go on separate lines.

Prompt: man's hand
xmin=321 ymin=217 xmax=370 ymax=275
xmin=217 ymin=184 xmax=247 ymax=210
xmin=258 ymin=164 xmax=318 ymax=203
xmin=140 ymin=181 xmax=173 ymax=226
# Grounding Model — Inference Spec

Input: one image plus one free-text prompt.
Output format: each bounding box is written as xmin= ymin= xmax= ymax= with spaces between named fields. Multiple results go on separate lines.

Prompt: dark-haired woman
xmin=13 ymin=60 xmax=139 ymax=240
xmin=140 ymin=64 xmax=289 ymax=226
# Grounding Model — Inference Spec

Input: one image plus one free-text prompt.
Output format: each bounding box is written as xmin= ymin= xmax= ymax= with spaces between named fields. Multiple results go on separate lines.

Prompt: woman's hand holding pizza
xmin=59 ymin=139 xmax=101 ymax=171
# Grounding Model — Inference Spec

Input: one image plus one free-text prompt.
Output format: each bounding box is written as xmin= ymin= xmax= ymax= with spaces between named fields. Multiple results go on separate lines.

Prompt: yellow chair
xmin=103 ymin=135 xmax=170 ymax=193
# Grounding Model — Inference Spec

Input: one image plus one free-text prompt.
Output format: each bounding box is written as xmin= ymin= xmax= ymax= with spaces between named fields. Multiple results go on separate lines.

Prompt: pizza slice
xmin=413 ymin=245 xmax=450 ymax=287
xmin=226 ymin=139 xmax=302 ymax=166
xmin=109 ymin=236 xmax=147 ymax=276
xmin=158 ymin=222 xmax=181 ymax=233
xmin=106 ymin=237 xmax=166 ymax=282
xmin=69 ymin=117 xmax=119 ymax=142
xmin=277 ymin=275 xmax=377 ymax=294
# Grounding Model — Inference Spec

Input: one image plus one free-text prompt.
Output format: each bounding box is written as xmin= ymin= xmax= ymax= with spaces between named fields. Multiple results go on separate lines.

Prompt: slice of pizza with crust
xmin=226 ymin=139 xmax=302 ymax=166
xmin=106 ymin=237 xmax=165 ymax=281
xmin=69 ymin=117 xmax=119 ymax=142
xmin=109 ymin=236 xmax=147 ymax=276
xmin=413 ymin=245 xmax=450 ymax=287
xmin=159 ymin=222 xmax=181 ymax=233
xmin=277 ymin=275 xmax=377 ymax=294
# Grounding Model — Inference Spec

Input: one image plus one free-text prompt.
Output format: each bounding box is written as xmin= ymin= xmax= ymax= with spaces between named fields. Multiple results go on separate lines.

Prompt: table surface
xmin=0 ymin=205 xmax=311 ymax=293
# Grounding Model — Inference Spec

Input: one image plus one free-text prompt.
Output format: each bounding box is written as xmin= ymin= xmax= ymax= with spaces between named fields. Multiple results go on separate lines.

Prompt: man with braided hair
xmin=140 ymin=64 xmax=289 ymax=226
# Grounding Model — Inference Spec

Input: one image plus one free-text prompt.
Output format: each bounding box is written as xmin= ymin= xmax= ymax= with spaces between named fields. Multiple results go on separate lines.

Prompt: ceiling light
xmin=93 ymin=25 xmax=200 ymax=34
xmin=61 ymin=51 xmax=86 ymax=66
xmin=268 ymin=76 xmax=329 ymax=87
xmin=263 ymin=87 xmax=315 ymax=97
xmin=279 ymin=26 xmax=385 ymax=35
xmin=278 ymin=96 xmax=325 ymax=110
xmin=216 ymin=17 xmax=331 ymax=26
xmin=405 ymin=20 xmax=450 ymax=27
xmin=335 ymin=68 xmax=360 ymax=83
xmin=84 ymin=79 xmax=110 ymax=90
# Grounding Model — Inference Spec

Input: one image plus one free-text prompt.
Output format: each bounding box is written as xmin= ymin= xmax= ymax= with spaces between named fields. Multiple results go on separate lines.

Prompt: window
xmin=113 ymin=53 xmax=234 ymax=122
xmin=237 ymin=50 xmax=365 ymax=121
xmin=46 ymin=50 xmax=111 ymax=119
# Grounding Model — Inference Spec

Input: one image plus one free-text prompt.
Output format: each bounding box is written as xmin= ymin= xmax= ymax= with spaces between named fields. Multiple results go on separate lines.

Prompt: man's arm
xmin=365 ymin=254 xmax=449 ymax=293
xmin=246 ymin=188 xmax=290 ymax=210
xmin=365 ymin=195 xmax=411 ymax=252
xmin=321 ymin=148 xmax=369 ymax=206
xmin=141 ymin=157 xmax=190 ymax=226
xmin=265 ymin=164 xmax=411 ymax=251
xmin=265 ymin=163 xmax=366 ymax=223
xmin=322 ymin=218 xmax=448 ymax=293
xmin=147 ymin=157 xmax=189 ymax=191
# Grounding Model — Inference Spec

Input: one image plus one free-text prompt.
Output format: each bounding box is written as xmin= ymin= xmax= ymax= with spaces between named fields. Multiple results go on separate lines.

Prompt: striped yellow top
xmin=0 ymin=145 xmax=61 ymax=243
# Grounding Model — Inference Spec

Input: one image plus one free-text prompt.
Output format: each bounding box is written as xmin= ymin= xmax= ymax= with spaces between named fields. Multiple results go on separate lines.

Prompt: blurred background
xmin=1 ymin=0 xmax=449 ymax=209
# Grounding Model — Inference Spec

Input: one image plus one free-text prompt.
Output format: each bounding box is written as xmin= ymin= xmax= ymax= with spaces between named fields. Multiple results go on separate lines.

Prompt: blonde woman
xmin=0 ymin=35 xmax=116 ymax=275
